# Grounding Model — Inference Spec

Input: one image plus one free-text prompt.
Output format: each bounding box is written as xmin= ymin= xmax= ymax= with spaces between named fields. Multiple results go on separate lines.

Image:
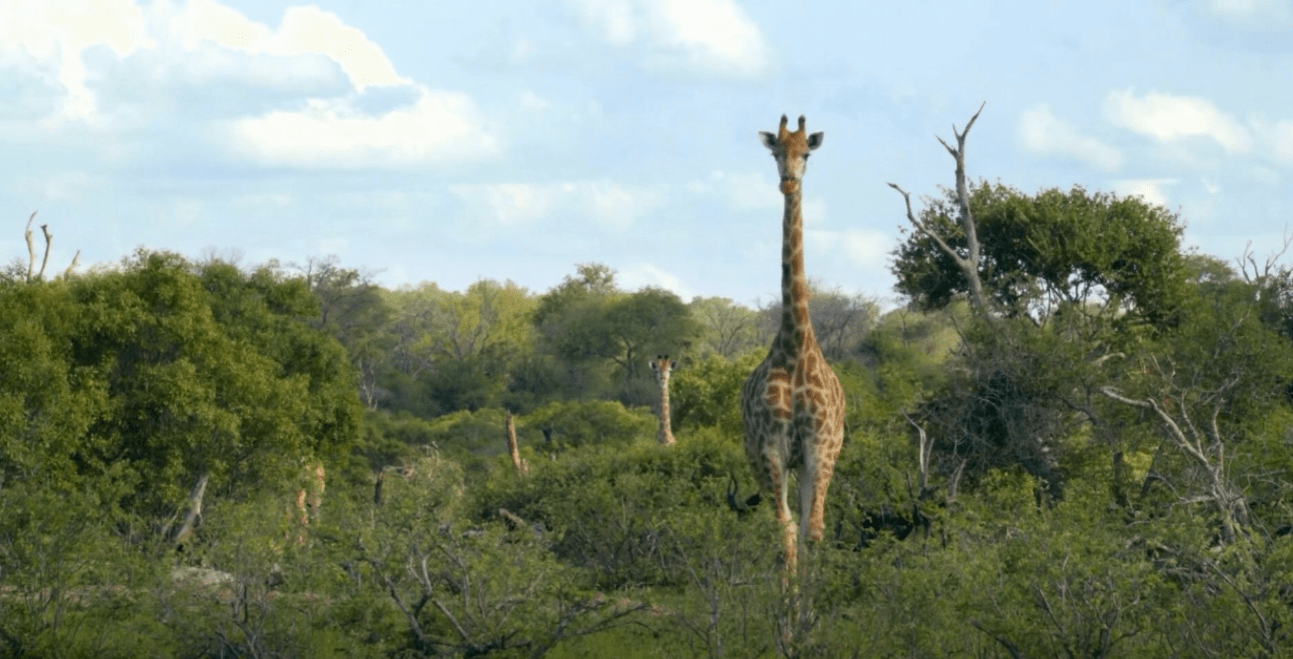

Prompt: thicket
xmin=4 ymin=126 xmax=1293 ymax=656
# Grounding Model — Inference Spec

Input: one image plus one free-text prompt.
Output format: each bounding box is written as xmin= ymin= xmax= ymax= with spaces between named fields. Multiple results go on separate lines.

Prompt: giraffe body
xmin=741 ymin=115 xmax=846 ymax=575
xmin=650 ymin=354 xmax=677 ymax=446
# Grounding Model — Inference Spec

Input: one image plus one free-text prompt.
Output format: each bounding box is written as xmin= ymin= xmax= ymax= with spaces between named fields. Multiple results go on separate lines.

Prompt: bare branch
xmin=435 ymin=598 xmax=472 ymax=642
xmin=889 ymin=103 xmax=992 ymax=317
xmin=38 ymin=224 xmax=52 ymax=280
xmin=969 ymin=618 xmax=1024 ymax=659
xmin=24 ymin=211 xmax=36 ymax=282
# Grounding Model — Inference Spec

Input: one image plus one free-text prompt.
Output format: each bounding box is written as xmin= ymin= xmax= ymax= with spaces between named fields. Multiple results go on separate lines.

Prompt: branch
xmin=901 ymin=409 xmax=932 ymax=496
xmin=888 ymin=183 xmax=971 ymax=273
xmin=889 ymin=102 xmax=993 ymax=317
xmin=24 ymin=211 xmax=36 ymax=282
xmin=969 ymin=619 xmax=1024 ymax=659
xmin=434 ymin=598 xmax=471 ymax=642
xmin=38 ymin=225 xmax=52 ymax=280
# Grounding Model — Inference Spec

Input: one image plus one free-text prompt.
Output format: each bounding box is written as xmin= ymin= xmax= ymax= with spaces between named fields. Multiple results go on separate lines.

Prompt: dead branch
xmin=38 ymin=225 xmax=52 ymax=280
xmin=901 ymin=409 xmax=933 ymax=497
xmin=173 ymin=471 xmax=211 ymax=548
xmin=24 ymin=211 xmax=36 ymax=282
xmin=889 ymin=102 xmax=992 ymax=317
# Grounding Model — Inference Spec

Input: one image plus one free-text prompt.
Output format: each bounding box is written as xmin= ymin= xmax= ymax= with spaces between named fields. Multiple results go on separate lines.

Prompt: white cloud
xmin=161 ymin=1 xmax=407 ymax=91
xmin=620 ymin=263 xmax=694 ymax=298
xmin=688 ymin=171 xmax=780 ymax=210
xmin=1202 ymin=0 xmax=1293 ymax=30
xmin=568 ymin=0 xmax=636 ymax=45
xmin=807 ymin=228 xmax=890 ymax=266
xmin=646 ymin=0 xmax=770 ymax=77
xmin=455 ymin=183 xmax=558 ymax=227
xmin=451 ymin=180 xmax=662 ymax=229
xmin=519 ymin=90 xmax=549 ymax=112
xmin=317 ymin=237 xmax=349 ymax=254
xmin=1268 ymin=120 xmax=1293 ymax=165
xmin=228 ymin=86 xmax=498 ymax=168
xmin=0 ymin=0 xmax=413 ymax=120
xmin=1019 ymin=104 xmax=1123 ymax=171
xmin=566 ymin=0 xmax=770 ymax=77
xmin=1104 ymin=90 xmax=1252 ymax=154
xmin=0 ymin=0 xmax=153 ymax=118
xmin=581 ymin=181 xmax=662 ymax=228
xmin=1111 ymin=178 xmax=1179 ymax=207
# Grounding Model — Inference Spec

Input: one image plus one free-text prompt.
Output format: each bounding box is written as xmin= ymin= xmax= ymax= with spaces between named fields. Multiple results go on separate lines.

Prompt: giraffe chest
xmin=743 ymin=359 xmax=841 ymax=461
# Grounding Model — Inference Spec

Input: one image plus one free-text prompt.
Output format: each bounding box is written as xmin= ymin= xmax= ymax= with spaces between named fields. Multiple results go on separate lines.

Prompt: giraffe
xmin=740 ymin=115 xmax=846 ymax=577
xmin=289 ymin=462 xmax=326 ymax=545
xmin=505 ymin=410 xmax=530 ymax=475
xmin=649 ymin=354 xmax=678 ymax=446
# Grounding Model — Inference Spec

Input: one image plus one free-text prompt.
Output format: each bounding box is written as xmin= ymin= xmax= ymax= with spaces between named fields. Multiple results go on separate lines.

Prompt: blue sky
xmin=1 ymin=0 xmax=1291 ymax=307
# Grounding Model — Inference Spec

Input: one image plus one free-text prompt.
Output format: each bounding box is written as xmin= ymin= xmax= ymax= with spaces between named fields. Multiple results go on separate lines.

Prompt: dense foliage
xmin=4 ymin=174 xmax=1293 ymax=657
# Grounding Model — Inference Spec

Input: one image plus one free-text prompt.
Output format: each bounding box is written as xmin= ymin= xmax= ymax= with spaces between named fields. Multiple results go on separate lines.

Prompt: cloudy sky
xmin=1 ymin=0 xmax=1290 ymax=307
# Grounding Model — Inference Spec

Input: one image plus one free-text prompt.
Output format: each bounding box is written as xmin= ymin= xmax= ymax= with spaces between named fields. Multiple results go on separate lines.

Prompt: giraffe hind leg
xmin=765 ymin=452 xmax=797 ymax=577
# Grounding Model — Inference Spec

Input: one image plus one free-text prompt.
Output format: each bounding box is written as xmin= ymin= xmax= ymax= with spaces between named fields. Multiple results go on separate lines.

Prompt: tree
xmin=295 ymin=255 xmax=391 ymax=409
xmin=355 ymin=456 xmax=645 ymax=657
xmin=63 ymin=251 xmax=358 ymax=524
xmin=689 ymin=296 xmax=763 ymax=360
xmin=381 ymin=278 xmax=537 ymax=415
xmin=753 ymin=284 xmax=880 ymax=362
xmin=892 ymin=182 xmax=1188 ymax=329
xmin=534 ymin=265 xmax=701 ymax=404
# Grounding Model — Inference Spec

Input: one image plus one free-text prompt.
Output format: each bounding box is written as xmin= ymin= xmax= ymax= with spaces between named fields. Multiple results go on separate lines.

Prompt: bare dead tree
xmin=18 ymin=212 xmax=80 ymax=283
xmin=172 ymin=472 xmax=211 ymax=549
xmin=889 ymin=103 xmax=992 ymax=319
xmin=901 ymin=410 xmax=934 ymax=500
xmin=1099 ymin=360 xmax=1251 ymax=544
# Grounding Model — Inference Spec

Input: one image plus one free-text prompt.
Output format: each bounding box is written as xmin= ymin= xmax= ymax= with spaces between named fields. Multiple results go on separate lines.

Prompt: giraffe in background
xmin=649 ymin=354 xmax=678 ymax=446
xmin=740 ymin=115 xmax=846 ymax=577
xmin=505 ymin=410 xmax=529 ymax=475
xmin=288 ymin=462 xmax=326 ymax=545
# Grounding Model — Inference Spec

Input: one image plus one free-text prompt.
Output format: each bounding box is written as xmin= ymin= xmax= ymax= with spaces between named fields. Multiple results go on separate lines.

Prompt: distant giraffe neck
xmin=777 ymin=187 xmax=812 ymax=360
xmin=657 ymin=368 xmax=675 ymax=445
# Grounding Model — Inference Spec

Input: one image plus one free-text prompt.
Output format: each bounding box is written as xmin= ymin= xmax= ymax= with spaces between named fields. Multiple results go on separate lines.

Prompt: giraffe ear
xmin=670 ymin=360 xmax=678 ymax=371
xmin=759 ymin=131 xmax=777 ymax=150
xmin=807 ymin=132 xmax=824 ymax=150
xmin=649 ymin=360 xmax=659 ymax=372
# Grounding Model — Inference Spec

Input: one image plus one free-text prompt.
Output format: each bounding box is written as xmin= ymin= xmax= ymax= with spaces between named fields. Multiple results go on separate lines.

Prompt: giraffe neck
xmin=658 ymin=372 xmax=675 ymax=445
xmin=777 ymin=188 xmax=812 ymax=360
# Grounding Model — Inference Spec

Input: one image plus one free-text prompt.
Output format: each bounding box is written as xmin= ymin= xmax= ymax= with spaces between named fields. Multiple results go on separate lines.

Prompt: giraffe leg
xmin=799 ymin=454 xmax=818 ymax=547
xmin=806 ymin=428 xmax=844 ymax=543
xmin=767 ymin=455 xmax=797 ymax=579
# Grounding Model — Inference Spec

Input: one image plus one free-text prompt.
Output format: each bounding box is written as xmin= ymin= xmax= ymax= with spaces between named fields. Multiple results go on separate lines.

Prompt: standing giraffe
xmin=505 ymin=410 xmax=529 ymax=475
xmin=741 ymin=115 xmax=846 ymax=576
xmin=649 ymin=354 xmax=677 ymax=446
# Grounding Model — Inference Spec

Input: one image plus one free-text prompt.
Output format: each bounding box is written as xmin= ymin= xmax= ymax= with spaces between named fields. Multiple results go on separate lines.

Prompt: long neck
xmin=658 ymin=373 xmax=675 ymax=445
xmin=777 ymin=188 xmax=812 ymax=356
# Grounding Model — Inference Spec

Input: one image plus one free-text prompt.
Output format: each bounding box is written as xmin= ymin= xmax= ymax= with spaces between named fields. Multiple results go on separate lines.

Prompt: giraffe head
xmin=649 ymin=354 xmax=677 ymax=383
xmin=758 ymin=115 xmax=823 ymax=195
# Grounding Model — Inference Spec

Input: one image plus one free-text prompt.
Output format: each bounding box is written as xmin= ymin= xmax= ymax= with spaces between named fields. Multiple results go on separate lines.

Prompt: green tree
xmin=382 ymin=279 xmax=536 ymax=415
xmin=892 ymin=182 xmax=1188 ymax=329
xmin=534 ymin=265 xmax=701 ymax=404
xmin=689 ymin=296 xmax=763 ymax=360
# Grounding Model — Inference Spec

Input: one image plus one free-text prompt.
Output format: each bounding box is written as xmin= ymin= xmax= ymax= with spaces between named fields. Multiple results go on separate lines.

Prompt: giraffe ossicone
xmin=741 ymin=114 xmax=846 ymax=579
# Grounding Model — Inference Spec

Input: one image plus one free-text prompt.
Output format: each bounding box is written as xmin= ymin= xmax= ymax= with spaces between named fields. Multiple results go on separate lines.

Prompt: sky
xmin=1 ymin=0 xmax=1291 ymax=308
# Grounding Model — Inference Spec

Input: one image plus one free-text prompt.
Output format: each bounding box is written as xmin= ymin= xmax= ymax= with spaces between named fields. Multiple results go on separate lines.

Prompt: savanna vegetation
xmin=4 ymin=114 xmax=1293 ymax=658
